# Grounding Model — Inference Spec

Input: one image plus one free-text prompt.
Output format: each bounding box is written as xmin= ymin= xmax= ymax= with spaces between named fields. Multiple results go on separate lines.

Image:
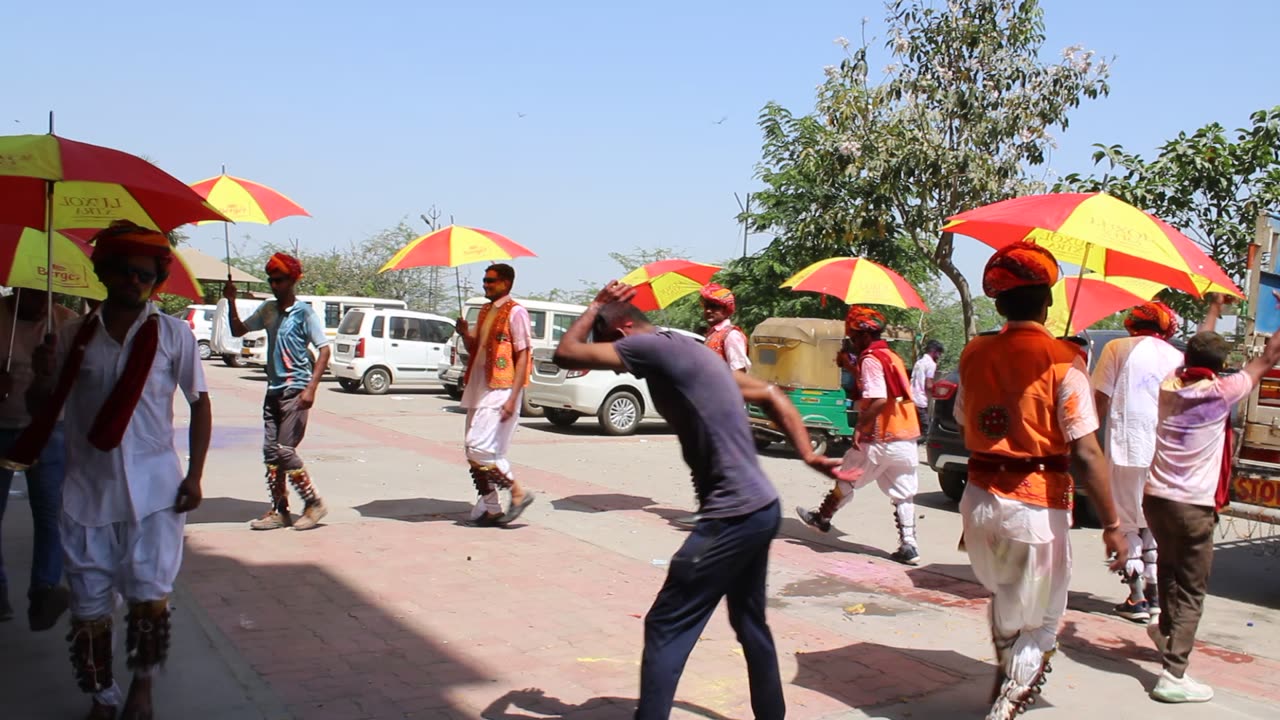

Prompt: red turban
xmin=845 ymin=305 xmax=886 ymax=333
xmin=90 ymin=221 xmax=172 ymax=263
xmin=265 ymin=252 xmax=304 ymax=279
xmin=699 ymin=283 xmax=736 ymax=314
xmin=1126 ymin=301 xmax=1178 ymax=339
xmin=982 ymin=241 xmax=1060 ymax=298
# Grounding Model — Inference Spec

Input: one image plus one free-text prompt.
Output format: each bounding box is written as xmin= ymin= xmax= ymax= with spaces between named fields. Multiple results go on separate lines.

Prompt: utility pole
xmin=734 ymin=192 xmax=752 ymax=258
xmin=420 ymin=206 xmax=444 ymax=312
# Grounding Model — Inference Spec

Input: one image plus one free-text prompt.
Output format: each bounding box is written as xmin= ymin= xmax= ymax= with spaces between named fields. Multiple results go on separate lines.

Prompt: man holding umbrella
xmin=796 ymin=306 xmax=922 ymax=565
xmin=455 ymin=263 xmax=535 ymax=526
xmin=700 ymin=283 xmax=750 ymax=372
xmin=1091 ymin=301 xmax=1184 ymax=622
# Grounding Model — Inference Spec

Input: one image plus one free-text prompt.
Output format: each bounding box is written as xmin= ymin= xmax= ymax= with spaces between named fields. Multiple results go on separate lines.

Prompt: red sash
xmin=858 ymin=340 xmax=911 ymax=399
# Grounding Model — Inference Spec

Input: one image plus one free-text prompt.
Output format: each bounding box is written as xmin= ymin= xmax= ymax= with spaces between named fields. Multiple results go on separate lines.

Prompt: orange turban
xmin=1126 ymin=301 xmax=1178 ymax=339
xmin=982 ymin=241 xmax=1060 ymax=298
xmin=699 ymin=283 xmax=736 ymax=314
xmin=90 ymin=221 xmax=172 ymax=263
xmin=845 ymin=305 xmax=886 ymax=333
xmin=265 ymin=252 xmax=304 ymax=279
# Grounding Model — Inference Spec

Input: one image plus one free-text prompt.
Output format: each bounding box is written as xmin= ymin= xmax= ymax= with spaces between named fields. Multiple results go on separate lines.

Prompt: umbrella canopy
xmin=0 ymin=225 xmax=204 ymax=301
xmin=1046 ymin=274 xmax=1166 ymax=337
xmin=379 ymin=225 xmax=535 ymax=272
xmin=0 ymin=134 xmax=228 ymax=232
xmin=189 ymin=173 xmax=309 ymax=225
xmin=945 ymin=192 xmax=1241 ymax=298
xmin=619 ymin=259 xmax=721 ymax=312
xmin=781 ymin=257 xmax=928 ymax=311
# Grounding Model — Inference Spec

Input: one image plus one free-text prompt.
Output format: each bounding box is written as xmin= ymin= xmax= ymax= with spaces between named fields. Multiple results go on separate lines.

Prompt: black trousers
xmin=636 ymin=500 xmax=784 ymax=719
xmin=263 ymin=389 xmax=309 ymax=471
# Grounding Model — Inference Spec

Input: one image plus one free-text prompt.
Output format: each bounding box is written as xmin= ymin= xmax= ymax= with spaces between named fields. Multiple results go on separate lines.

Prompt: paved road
xmin=3 ymin=362 xmax=1280 ymax=719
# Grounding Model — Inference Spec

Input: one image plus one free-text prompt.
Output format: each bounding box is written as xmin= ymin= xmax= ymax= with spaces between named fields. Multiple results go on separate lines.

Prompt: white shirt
xmin=460 ymin=297 xmax=532 ymax=410
xmin=860 ymin=354 xmax=887 ymax=399
xmin=59 ymin=303 xmax=207 ymax=526
xmin=955 ymin=322 xmax=1098 ymax=542
xmin=711 ymin=319 xmax=751 ymax=372
xmin=1091 ymin=335 xmax=1185 ymax=467
xmin=910 ymin=354 xmax=936 ymax=408
xmin=1147 ymin=372 xmax=1252 ymax=507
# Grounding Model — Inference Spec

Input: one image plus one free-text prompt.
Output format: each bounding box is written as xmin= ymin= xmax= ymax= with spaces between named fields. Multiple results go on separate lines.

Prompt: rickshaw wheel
xmin=808 ymin=432 xmax=829 ymax=457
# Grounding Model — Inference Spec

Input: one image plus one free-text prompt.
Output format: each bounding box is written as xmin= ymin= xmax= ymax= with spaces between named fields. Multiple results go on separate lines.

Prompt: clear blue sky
xmin=6 ymin=0 xmax=1278 ymax=296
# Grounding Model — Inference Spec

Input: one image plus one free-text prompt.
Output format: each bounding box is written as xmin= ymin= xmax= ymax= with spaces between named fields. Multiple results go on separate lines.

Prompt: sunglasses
xmin=481 ymin=277 xmax=502 ymax=284
xmin=268 ymin=275 xmax=292 ymax=285
xmin=104 ymin=262 xmax=157 ymax=284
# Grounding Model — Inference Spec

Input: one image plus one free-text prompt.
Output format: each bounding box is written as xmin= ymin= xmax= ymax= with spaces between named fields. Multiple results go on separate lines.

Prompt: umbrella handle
xmin=1062 ymin=244 xmax=1092 ymax=336
xmin=6 ymin=288 xmax=19 ymax=374
xmin=45 ymin=181 xmax=54 ymax=336
xmin=455 ymin=267 xmax=464 ymax=317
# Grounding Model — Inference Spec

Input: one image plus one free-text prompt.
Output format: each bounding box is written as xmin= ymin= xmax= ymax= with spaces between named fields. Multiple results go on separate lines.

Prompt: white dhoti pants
xmin=961 ymin=484 xmax=1070 ymax=686
xmin=61 ymin=509 xmax=186 ymax=620
xmin=834 ymin=440 xmax=919 ymax=545
xmin=1110 ymin=462 xmax=1159 ymax=586
xmin=465 ymin=401 xmax=521 ymax=517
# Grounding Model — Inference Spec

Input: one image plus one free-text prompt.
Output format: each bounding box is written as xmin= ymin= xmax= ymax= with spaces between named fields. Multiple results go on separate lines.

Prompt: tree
xmin=1057 ymin=107 xmax=1280 ymax=322
xmin=741 ymin=0 xmax=1109 ymax=338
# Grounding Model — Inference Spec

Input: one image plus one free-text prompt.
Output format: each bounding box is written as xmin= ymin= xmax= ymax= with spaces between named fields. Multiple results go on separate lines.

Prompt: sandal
xmin=496 ymin=492 xmax=536 ymax=526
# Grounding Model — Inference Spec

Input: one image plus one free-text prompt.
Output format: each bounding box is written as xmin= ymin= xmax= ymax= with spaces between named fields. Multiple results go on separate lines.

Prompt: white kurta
xmin=57 ymin=303 xmax=206 ymax=618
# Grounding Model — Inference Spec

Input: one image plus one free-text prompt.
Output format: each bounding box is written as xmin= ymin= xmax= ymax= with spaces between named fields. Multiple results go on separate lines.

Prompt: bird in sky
xmin=712 ymin=116 xmax=728 ymax=125
xmin=517 ymin=112 xmax=527 ymax=119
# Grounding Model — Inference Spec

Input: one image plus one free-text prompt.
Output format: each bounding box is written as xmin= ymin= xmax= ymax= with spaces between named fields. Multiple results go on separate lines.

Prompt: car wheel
xmin=1072 ymin=494 xmax=1100 ymax=528
xmin=338 ymin=378 xmax=361 ymax=392
xmin=939 ymin=470 xmax=967 ymax=502
xmin=445 ymin=381 xmax=463 ymax=401
xmin=545 ymin=409 xmax=580 ymax=427
xmin=363 ymin=368 xmax=392 ymax=395
xmin=198 ymin=341 xmax=212 ymax=361
xmin=222 ymin=353 xmax=247 ymax=368
xmin=522 ymin=394 xmax=545 ymax=418
xmin=754 ymin=436 xmax=773 ymax=452
xmin=598 ymin=390 xmax=641 ymax=436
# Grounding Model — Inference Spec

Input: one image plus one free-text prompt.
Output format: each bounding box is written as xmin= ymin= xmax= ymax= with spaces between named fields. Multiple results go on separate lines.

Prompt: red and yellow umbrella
xmin=619 ymin=259 xmax=721 ymax=312
xmin=0 ymin=225 xmax=204 ymax=301
xmin=782 ymin=257 xmax=929 ymax=311
xmin=1046 ymin=274 xmax=1165 ymax=337
xmin=379 ymin=225 xmax=535 ymax=271
xmin=189 ymin=171 xmax=309 ymax=225
xmin=944 ymin=193 xmax=1241 ymax=298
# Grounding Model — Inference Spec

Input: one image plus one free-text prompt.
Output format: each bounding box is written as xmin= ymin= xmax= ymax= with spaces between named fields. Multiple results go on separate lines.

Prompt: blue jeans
xmin=0 ymin=424 xmax=66 ymax=590
xmin=637 ymin=500 xmax=784 ymax=720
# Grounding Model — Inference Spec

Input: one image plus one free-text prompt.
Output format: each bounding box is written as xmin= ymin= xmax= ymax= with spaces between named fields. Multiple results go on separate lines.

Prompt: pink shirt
xmin=1147 ymin=372 xmax=1252 ymax=507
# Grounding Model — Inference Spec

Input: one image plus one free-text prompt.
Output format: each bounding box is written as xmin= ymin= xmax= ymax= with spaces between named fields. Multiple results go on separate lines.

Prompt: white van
xmin=332 ymin=308 xmax=456 ymax=394
xmin=211 ymin=297 xmax=270 ymax=367
xmin=437 ymin=297 xmax=587 ymax=416
xmin=238 ymin=295 xmax=409 ymax=367
xmin=176 ymin=304 xmax=217 ymax=360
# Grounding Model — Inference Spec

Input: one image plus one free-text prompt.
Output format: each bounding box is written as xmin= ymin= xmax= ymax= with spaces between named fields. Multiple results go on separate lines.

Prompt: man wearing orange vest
xmin=456 ymin=263 xmax=535 ymax=527
xmin=700 ymin=284 xmax=750 ymax=372
xmin=796 ymin=305 xmax=923 ymax=565
xmin=957 ymin=242 xmax=1125 ymax=720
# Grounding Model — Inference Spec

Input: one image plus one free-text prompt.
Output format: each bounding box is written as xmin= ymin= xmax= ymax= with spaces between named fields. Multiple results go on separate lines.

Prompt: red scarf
xmin=858 ymin=340 xmax=911 ymax=399
xmin=1177 ymin=366 xmax=1233 ymax=511
xmin=1 ymin=312 xmax=159 ymax=470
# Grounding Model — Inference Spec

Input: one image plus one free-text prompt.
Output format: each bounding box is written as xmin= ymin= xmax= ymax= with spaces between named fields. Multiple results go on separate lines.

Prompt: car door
xmin=386 ymin=314 xmax=430 ymax=381
xmin=418 ymin=319 xmax=455 ymax=380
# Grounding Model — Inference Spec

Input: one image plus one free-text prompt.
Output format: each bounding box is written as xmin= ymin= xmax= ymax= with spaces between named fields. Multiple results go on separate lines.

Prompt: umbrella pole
xmin=223 ymin=221 xmax=233 ymax=282
xmin=44 ymin=180 xmax=55 ymax=337
xmin=455 ymin=267 xmax=464 ymax=316
xmin=6 ymin=288 xmax=20 ymax=374
xmin=1063 ymin=244 xmax=1091 ymax=336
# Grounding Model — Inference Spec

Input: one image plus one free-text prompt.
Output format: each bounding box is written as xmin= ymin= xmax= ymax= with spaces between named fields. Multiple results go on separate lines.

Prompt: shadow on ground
xmin=551 ymin=493 xmax=660 ymax=513
xmin=1057 ymin=620 xmax=1161 ymax=692
xmin=481 ymin=688 xmax=735 ymax=719
xmin=1208 ymin=530 xmax=1280 ymax=608
xmin=187 ymin=497 xmax=269 ymax=525
xmin=354 ymin=497 xmax=474 ymax=521
xmin=774 ymin=517 xmax=893 ymax=561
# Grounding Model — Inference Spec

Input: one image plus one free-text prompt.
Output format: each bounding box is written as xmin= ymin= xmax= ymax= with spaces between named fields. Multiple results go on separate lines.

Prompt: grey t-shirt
xmin=615 ymin=331 xmax=778 ymax=518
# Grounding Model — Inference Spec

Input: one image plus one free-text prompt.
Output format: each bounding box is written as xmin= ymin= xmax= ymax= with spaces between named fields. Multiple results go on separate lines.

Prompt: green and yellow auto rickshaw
xmin=746 ymin=317 xmax=853 ymax=455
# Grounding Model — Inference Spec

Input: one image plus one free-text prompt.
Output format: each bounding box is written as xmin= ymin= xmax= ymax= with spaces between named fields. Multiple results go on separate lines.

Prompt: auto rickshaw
xmin=746 ymin=317 xmax=853 ymax=455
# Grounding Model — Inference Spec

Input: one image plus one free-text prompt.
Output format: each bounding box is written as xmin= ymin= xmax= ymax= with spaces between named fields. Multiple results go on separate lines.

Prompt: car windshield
xmin=338 ymin=311 xmax=364 ymax=335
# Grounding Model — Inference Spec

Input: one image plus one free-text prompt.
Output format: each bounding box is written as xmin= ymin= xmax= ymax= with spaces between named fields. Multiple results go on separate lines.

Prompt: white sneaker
xmin=1150 ymin=671 xmax=1214 ymax=703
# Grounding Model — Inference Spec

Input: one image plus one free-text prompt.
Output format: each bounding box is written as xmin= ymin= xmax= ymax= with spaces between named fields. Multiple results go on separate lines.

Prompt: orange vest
xmin=463 ymin=300 xmax=530 ymax=390
xmin=959 ymin=324 xmax=1081 ymax=510
xmin=705 ymin=323 xmax=744 ymax=363
xmin=859 ymin=349 xmax=920 ymax=443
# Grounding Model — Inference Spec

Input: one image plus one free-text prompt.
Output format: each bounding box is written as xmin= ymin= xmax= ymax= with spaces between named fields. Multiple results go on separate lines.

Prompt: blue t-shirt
xmin=615 ymin=331 xmax=778 ymax=519
xmin=244 ymin=300 xmax=330 ymax=395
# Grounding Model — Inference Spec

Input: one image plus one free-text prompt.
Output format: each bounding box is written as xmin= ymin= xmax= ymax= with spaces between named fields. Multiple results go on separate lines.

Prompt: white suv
xmin=527 ymin=328 xmax=703 ymax=435
xmin=332 ymin=308 xmax=456 ymax=394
